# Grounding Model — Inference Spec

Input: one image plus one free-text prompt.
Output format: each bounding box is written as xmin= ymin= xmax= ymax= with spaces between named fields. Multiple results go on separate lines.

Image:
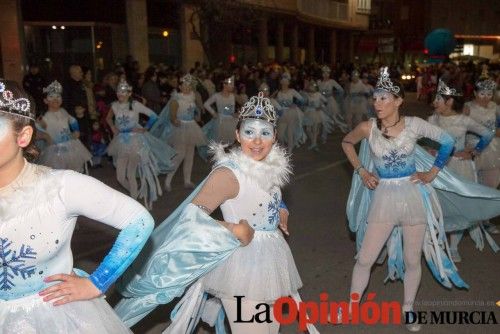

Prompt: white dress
xmin=0 ymin=162 xmax=153 ymax=333
xmin=169 ymin=92 xmax=206 ymax=147
xmin=202 ymin=146 xmax=302 ymax=302
xmin=39 ymin=108 xmax=92 ymax=173
xmin=317 ymin=78 xmax=344 ymax=118
xmin=465 ymin=101 xmax=500 ymax=171
xmin=347 ymin=81 xmax=370 ymax=120
xmin=367 ymin=117 xmax=455 ymax=225
xmin=276 ymin=89 xmax=306 ymax=146
xmin=429 ymin=113 xmax=492 ymax=181
xmin=203 ymin=93 xmax=239 ymax=144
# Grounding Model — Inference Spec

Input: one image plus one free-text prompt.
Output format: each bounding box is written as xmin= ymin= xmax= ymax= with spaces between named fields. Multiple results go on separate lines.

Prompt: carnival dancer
xmin=276 ymin=72 xmax=306 ymax=153
xmin=0 ymin=80 xmax=154 ymax=333
xmin=429 ymin=79 xmax=497 ymax=262
xmin=464 ymin=75 xmax=500 ymax=189
xmin=106 ymin=79 xmax=176 ymax=209
xmin=203 ymin=75 xmax=239 ymax=144
xmin=38 ymin=80 xmax=92 ymax=173
xmin=464 ymin=74 xmax=500 ymax=235
xmin=317 ymin=65 xmax=348 ymax=135
xmin=346 ymin=70 xmax=370 ymax=130
xmin=152 ymin=74 xmax=207 ymax=191
xmin=343 ymin=68 xmax=500 ymax=332
xmin=115 ymin=92 xmax=318 ymax=334
xmin=303 ymin=81 xmax=332 ymax=151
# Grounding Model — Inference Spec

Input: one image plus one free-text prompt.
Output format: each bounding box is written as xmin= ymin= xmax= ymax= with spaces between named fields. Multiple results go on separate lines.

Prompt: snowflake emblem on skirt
xmin=0 ymin=238 xmax=37 ymax=291
xmin=382 ymin=150 xmax=407 ymax=173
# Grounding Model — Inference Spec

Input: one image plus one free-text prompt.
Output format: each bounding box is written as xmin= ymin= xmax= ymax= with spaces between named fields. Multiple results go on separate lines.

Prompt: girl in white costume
xmin=276 ymin=72 xmax=306 ymax=153
xmin=346 ymin=70 xmax=371 ymax=130
xmin=464 ymin=77 xmax=500 ymax=188
xmin=0 ymin=80 xmax=154 ymax=333
xmin=303 ymin=81 xmax=330 ymax=151
xmin=342 ymin=68 xmax=458 ymax=332
xmin=106 ymin=79 xmax=176 ymax=209
xmin=318 ymin=65 xmax=348 ymax=134
xmin=429 ymin=79 xmax=495 ymax=262
xmin=203 ymin=75 xmax=239 ymax=144
xmin=199 ymin=93 xmax=304 ymax=334
xmin=164 ymin=74 xmax=207 ymax=191
xmin=38 ymin=80 xmax=92 ymax=173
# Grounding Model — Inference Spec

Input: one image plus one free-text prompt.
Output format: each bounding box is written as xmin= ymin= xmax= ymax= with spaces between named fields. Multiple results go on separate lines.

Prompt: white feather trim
xmin=209 ymin=142 xmax=292 ymax=193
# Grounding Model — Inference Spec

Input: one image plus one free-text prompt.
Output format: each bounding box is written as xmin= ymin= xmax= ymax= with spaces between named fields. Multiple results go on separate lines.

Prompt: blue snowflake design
xmin=0 ymin=238 xmax=37 ymax=291
xmin=484 ymin=119 xmax=495 ymax=132
xmin=57 ymin=128 xmax=71 ymax=143
xmin=267 ymin=193 xmax=280 ymax=226
xmin=222 ymin=105 xmax=234 ymax=116
xmin=382 ymin=150 xmax=407 ymax=174
xmin=116 ymin=114 xmax=130 ymax=130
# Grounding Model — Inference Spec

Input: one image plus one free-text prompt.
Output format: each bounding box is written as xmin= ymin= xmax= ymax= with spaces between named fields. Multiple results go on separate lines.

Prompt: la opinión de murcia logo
xmin=232 ymin=293 xmax=498 ymax=331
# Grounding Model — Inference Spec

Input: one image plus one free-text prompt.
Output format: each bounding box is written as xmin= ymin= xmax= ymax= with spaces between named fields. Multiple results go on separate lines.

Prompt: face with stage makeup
xmin=44 ymin=94 xmax=62 ymax=111
xmin=373 ymin=89 xmax=402 ymax=120
xmin=474 ymin=89 xmax=493 ymax=106
xmin=433 ymin=94 xmax=454 ymax=114
xmin=236 ymin=119 xmax=276 ymax=161
xmin=117 ymin=91 xmax=132 ymax=103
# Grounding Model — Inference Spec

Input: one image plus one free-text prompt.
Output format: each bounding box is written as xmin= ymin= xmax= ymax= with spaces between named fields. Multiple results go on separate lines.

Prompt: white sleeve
xmin=60 ymin=171 xmax=149 ymax=230
xmin=134 ymin=101 xmax=156 ymax=118
xmin=203 ymin=93 xmax=218 ymax=115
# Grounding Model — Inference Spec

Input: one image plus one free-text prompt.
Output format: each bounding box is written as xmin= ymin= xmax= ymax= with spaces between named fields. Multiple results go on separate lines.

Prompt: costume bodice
xmin=368 ymin=117 xmax=454 ymax=178
xmin=277 ymin=89 xmax=303 ymax=107
xmin=42 ymin=109 xmax=78 ymax=144
xmin=174 ymin=92 xmax=197 ymax=121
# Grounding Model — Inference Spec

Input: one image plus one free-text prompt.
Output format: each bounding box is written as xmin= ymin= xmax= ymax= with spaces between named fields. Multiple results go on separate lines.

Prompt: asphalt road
xmin=72 ymin=93 xmax=500 ymax=334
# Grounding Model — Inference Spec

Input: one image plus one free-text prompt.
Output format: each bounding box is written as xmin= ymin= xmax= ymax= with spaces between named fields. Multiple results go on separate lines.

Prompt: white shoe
xmin=165 ymin=183 xmax=172 ymax=192
xmin=405 ymin=311 xmax=422 ymax=332
xmin=450 ymin=249 xmax=461 ymax=263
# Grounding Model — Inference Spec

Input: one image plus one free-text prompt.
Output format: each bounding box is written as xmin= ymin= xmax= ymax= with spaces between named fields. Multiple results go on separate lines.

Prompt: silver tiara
xmin=43 ymin=80 xmax=63 ymax=98
xmin=223 ymin=76 xmax=234 ymax=85
xmin=180 ymin=73 xmax=195 ymax=86
xmin=437 ymin=79 xmax=461 ymax=96
xmin=375 ymin=67 xmax=401 ymax=97
xmin=0 ymin=81 xmax=33 ymax=120
xmin=352 ymin=70 xmax=360 ymax=78
xmin=322 ymin=65 xmax=331 ymax=73
xmin=239 ymin=92 xmax=277 ymax=126
xmin=281 ymin=72 xmax=291 ymax=82
xmin=476 ymin=79 xmax=496 ymax=92
xmin=117 ymin=79 xmax=132 ymax=94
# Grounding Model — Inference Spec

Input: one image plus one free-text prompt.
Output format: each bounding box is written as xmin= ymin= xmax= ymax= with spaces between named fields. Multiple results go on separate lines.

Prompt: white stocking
xmin=402 ymin=224 xmax=426 ymax=312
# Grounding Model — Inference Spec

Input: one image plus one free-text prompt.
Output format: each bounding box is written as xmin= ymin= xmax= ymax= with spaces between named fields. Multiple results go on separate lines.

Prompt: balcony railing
xmin=297 ymin=0 xmax=348 ymax=22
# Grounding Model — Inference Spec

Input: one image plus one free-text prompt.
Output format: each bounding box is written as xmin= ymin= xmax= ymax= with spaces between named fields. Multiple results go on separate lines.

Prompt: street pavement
xmin=72 ymin=93 xmax=500 ymax=334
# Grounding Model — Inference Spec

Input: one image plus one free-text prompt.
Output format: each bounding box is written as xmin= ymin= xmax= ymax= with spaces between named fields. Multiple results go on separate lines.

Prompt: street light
xmin=162 ymin=30 xmax=169 ymax=38
xmin=61 ymin=26 xmax=65 ymax=30
xmin=51 ymin=25 xmax=57 ymax=30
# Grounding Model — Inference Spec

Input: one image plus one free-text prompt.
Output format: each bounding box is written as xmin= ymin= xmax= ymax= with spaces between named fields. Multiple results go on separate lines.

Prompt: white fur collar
xmin=210 ymin=143 xmax=292 ymax=192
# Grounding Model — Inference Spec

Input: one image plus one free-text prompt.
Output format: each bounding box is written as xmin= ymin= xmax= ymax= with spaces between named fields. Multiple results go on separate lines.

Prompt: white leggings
xmin=116 ymin=154 xmax=140 ymax=199
xmin=221 ymin=298 xmax=280 ymax=334
xmin=165 ymin=142 xmax=195 ymax=187
xmin=350 ymin=222 xmax=427 ymax=312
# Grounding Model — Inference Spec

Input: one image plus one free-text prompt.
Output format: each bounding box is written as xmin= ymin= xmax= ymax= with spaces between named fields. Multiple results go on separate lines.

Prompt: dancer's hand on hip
xmin=360 ymin=169 xmax=379 ymax=189
xmin=279 ymin=208 xmax=290 ymax=236
xmin=39 ymin=272 xmax=101 ymax=306
xmin=232 ymin=219 xmax=254 ymax=246
xmin=410 ymin=167 xmax=439 ymax=184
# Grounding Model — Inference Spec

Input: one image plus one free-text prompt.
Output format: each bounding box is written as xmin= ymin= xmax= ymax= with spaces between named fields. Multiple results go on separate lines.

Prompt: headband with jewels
xmin=375 ymin=67 xmax=401 ymax=97
xmin=239 ymin=92 xmax=277 ymax=126
xmin=437 ymin=79 xmax=462 ymax=96
xmin=475 ymin=78 xmax=496 ymax=93
xmin=352 ymin=70 xmax=360 ymax=78
xmin=180 ymin=73 xmax=195 ymax=86
xmin=43 ymin=80 xmax=63 ymax=98
xmin=322 ymin=65 xmax=331 ymax=73
xmin=117 ymin=79 xmax=132 ymax=94
xmin=0 ymin=80 xmax=34 ymax=120
xmin=223 ymin=76 xmax=235 ymax=86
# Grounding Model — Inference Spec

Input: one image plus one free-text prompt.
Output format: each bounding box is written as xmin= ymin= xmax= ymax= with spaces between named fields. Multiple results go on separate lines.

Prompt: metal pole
xmin=90 ymin=24 xmax=97 ymax=82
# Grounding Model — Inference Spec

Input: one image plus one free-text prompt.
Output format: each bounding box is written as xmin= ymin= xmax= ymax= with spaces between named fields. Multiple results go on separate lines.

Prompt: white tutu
xmin=169 ymin=120 xmax=207 ymax=147
xmin=368 ymin=176 xmax=432 ymax=226
xmin=447 ymin=157 xmax=477 ymax=182
xmin=475 ymin=137 xmax=499 ymax=171
xmin=39 ymin=139 xmax=92 ymax=173
xmin=303 ymin=109 xmax=323 ymax=127
xmin=214 ymin=115 xmax=239 ymax=144
xmin=0 ymin=293 xmax=130 ymax=334
xmin=202 ymin=230 xmax=302 ymax=303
